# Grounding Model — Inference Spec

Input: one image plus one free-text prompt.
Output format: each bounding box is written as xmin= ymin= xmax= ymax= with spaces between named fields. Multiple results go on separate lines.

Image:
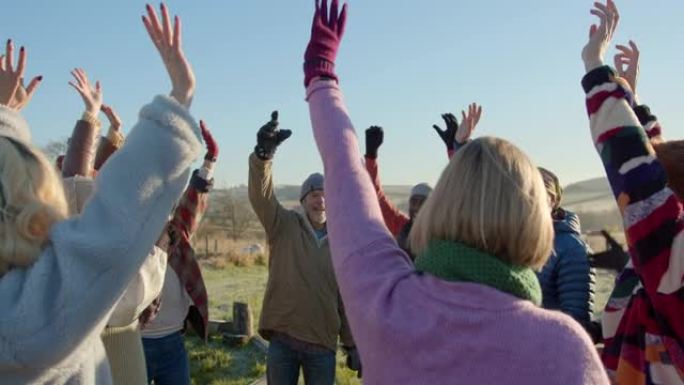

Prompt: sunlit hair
xmin=654 ymin=140 xmax=684 ymax=202
xmin=0 ymin=138 xmax=68 ymax=275
xmin=409 ymin=136 xmax=554 ymax=270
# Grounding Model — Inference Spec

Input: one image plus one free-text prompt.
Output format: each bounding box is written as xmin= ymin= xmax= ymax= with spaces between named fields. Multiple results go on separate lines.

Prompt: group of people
xmin=0 ymin=1 xmax=682 ymax=385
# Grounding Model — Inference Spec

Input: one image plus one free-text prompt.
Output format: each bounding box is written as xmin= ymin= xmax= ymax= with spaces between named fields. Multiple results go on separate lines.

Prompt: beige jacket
xmin=248 ymin=153 xmax=353 ymax=351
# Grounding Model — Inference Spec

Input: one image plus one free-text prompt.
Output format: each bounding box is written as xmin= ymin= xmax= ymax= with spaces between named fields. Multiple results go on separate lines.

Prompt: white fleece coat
xmin=0 ymin=95 xmax=202 ymax=384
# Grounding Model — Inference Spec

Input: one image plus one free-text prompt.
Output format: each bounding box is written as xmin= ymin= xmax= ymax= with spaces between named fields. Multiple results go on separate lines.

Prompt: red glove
xmin=304 ymin=0 xmax=348 ymax=87
xmin=200 ymin=120 xmax=218 ymax=162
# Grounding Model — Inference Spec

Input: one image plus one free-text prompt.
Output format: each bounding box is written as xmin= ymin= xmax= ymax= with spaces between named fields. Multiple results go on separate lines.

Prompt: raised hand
xmin=432 ymin=113 xmax=459 ymax=151
xmin=255 ymin=111 xmax=292 ymax=160
xmin=200 ymin=120 xmax=218 ymax=162
xmin=0 ymin=40 xmax=42 ymax=110
xmin=456 ymin=103 xmax=483 ymax=144
xmin=304 ymin=0 xmax=349 ymax=87
xmin=101 ymin=104 xmax=122 ymax=130
xmin=582 ymin=0 xmax=619 ymax=72
xmin=365 ymin=126 xmax=384 ymax=159
xmin=614 ymin=40 xmax=639 ymax=94
xmin=142 ymin=3 xmax=195 ymax=107
xmin=68 ymin=68 xmax=102 ymax=116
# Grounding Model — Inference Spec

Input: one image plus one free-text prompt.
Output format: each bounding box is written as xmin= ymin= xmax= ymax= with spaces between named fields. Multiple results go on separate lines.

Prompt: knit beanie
xmin=538 ymin=167 xmax=562 ymax=210
xmin=300 ymin=173 xmax=324 ymax=201
xmin=410 ymin=183 xmax=432 ymax=199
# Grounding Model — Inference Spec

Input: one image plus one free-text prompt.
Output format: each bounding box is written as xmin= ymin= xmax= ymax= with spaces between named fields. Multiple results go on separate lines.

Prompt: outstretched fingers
xmin=25 ymin=76 xmax=42 ymax=100
xmin=160 ymin=3 xmax=173 ymax=47
xmin=5 ymin=39 xmax=14 ymax=73
xmin=173 ymin=15 xmax=182 ymax=51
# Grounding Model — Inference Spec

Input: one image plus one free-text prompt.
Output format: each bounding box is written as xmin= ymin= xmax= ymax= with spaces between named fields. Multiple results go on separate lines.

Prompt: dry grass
xmin=195 ymin=237 xmax=268 ymax=269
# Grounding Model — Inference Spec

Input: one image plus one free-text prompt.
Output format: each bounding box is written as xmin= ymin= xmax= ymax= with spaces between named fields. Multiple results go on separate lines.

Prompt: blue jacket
xmin=537 ymin=210 xmax=595 ymax=325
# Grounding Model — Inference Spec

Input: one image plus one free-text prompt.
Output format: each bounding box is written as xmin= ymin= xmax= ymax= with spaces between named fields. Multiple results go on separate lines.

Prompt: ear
xmin=26 ymin=208 xmax=57 ymax=240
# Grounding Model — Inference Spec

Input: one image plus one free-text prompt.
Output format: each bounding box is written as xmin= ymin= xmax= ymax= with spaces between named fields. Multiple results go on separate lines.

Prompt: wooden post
xmin=233 ymin=302 xmax=253 ymax=337
xmin=214 ymin=238 xmax=218 ymax=255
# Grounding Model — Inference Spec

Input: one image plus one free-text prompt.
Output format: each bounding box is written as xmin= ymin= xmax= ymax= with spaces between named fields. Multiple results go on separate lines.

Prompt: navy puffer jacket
xmin=537 ymin=210 xmax=595 ymax=325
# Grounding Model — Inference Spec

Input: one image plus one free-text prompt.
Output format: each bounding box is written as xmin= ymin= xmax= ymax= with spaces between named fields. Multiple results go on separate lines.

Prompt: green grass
xmin=193 ymin=263 xmax=361 ymax=385
xmin=203 ymin=264 xmax=269 ymax=323
xmin=187 ymin=335 xmax=266 ymax=385
xmin=194 ymin=262 xmax=616 ymax=384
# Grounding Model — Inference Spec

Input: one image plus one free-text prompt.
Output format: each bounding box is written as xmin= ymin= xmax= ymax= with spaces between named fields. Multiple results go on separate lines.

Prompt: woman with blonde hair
xmin=301 ymin=1 xmax=609 ymax=383
xmin=0 ymin=3 xmax=204 ymax=384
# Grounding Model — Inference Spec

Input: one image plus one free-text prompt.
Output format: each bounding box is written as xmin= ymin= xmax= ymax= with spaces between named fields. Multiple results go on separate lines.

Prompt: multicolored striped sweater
xmin=583 ymin=65 xmax=684 ymax=385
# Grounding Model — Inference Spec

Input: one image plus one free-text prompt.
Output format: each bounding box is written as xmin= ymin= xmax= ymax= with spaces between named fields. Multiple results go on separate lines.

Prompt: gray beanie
xmin=300 ymin=173 xmax=324 ymax=201
xmin=410 ymin=183 xmax=432 ymax=198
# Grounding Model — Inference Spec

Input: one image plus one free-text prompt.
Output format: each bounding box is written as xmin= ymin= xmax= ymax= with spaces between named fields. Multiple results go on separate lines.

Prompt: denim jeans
xmin=266 ymin=339 xmax=336 ymax=385
xmin=141 ymin=331 xmax=190 ymax=385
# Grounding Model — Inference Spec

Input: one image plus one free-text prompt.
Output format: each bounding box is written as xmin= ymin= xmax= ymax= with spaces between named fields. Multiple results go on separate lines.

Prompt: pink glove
xmin=200 ymin=120 xmax=218 ymax=161
xmin=304 ymin=0 xmax=348 ymax=87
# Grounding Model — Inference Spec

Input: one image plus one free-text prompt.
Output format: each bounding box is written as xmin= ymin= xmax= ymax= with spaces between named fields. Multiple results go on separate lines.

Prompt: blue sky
xmin=3 ymin=1 xmax=684 ymax=188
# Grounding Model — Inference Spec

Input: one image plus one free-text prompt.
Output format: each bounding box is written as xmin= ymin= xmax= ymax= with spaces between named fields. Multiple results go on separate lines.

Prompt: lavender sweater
xmin=306 ymin=80 xmax=609 ymax=385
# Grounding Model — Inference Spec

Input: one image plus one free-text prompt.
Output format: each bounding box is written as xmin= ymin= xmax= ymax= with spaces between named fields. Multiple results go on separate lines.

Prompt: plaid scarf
xmin=140 ymin=170 xmax=211 ymax=340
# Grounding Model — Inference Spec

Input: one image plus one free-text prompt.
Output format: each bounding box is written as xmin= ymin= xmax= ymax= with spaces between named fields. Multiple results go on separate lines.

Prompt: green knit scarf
xmin=415 ymin=240 xmax=542 ymax=305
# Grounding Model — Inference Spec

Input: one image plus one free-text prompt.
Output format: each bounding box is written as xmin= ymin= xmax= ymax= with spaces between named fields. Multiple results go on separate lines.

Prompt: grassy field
xmin=191 ymin=263 xmax=361 ymax=385
xmin=191 ymin=250 xmax=618 ymax=384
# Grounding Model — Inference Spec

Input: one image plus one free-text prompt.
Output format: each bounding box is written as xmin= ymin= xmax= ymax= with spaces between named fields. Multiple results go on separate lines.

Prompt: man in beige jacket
xmin=248 ymin=111 xmax=358 ymax=385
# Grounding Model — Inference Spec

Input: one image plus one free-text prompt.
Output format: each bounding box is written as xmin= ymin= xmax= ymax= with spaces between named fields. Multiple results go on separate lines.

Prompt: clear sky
xmin=3 ymin=1 xmax=684 ymax=188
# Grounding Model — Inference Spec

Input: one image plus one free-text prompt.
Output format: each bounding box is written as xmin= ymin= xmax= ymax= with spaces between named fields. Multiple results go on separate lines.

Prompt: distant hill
xmin=209 ymin=176 xmax=622 ymax=232
xmin=561 ymin=177 xmax=617 ymax=213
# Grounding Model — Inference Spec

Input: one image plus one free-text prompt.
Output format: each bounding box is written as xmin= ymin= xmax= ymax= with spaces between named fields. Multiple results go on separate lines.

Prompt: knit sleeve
xmin=583 ymin=65 xmax=684 ymax=340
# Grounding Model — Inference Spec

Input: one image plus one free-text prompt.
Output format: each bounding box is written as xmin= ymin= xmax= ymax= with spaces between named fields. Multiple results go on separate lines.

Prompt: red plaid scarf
xmin=140 ymin=170 xmax=210 ymax=340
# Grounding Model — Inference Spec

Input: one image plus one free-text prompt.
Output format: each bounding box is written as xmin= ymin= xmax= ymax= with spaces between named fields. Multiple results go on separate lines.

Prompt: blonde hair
xmin=0 ymin=138 xmax=68 ymax=275
xmin=409 ymin=137 xmax=553 ymax=270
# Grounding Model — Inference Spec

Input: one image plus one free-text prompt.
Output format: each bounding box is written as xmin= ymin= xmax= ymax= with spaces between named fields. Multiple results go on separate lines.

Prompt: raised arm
xmin=581 ymin=0 xmax=684 ymax=340
xmin=432 ymin=103 xmax=482 ymax=159
xmin=304 ymin=0 xmax=412 ymax=277
xmin=94 ymin=104 xmax=125 ymax=170
xmin=614 ymin=40 xmax=663 ymax=144
xmin=363 ymin=126 xmax=409 ymax=235
xmin=0 ymin=5 xmax=203 ymax=369
xmin=168 ymin=120 xmax=217 ymax=242
xmin=62 ymin=68 xmax=102 ymax=177
xmin=248 ymin=111 xmax=292 ymax=237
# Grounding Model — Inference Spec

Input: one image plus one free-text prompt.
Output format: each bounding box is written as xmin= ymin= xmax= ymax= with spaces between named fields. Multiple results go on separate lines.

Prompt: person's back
xmin=300 ymin=4 xmax=609 ymax=382
xmin=346 ymin=263 xmax=603 ymax=384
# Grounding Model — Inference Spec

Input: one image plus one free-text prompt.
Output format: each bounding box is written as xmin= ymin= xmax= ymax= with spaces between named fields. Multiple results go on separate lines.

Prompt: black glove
xmin=254 ymin=111 xmax=292 ymax=160
xmin=365 ymin=126 xmax=384 ymax=159
xmin=432 ymin=113 xmax=458 ymax=151
xmin=344 ymin=346 xmax=362 ymax=378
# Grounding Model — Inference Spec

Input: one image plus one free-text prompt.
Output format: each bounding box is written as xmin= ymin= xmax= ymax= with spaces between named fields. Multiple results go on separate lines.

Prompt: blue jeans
xmin=142 ymin=331 xmax=190 ymax=385
xmin=267 ymin=339 xmax=336 ymax=385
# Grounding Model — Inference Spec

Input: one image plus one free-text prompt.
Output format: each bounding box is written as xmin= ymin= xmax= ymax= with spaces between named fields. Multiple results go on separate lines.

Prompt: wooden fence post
xmin=233 ymin=302 xmax=253 ymax=337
